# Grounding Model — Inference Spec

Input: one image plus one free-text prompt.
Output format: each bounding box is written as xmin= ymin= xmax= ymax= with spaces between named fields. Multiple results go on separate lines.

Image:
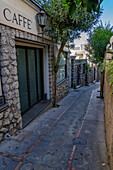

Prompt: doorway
xmin=16 ymin=46 xmax=44 ymax=114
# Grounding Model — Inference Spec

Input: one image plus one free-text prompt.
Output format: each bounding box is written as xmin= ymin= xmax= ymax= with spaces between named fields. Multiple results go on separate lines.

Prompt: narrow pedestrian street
xmin=0 ymin=83 xmax=109 ymax=170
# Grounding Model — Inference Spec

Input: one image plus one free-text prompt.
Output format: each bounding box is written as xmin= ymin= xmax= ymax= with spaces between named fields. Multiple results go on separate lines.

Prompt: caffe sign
xmin=3 ymin=8 xmax=32 ymax=30
xmin=0 ymin=0 xmax=38 ymax=35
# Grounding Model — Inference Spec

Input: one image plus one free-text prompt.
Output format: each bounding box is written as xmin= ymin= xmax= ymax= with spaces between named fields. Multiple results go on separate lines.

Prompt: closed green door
xmin=16 ymin=48 xmax=29 ymax=112
xmin=28 ymin=49 xmax=37 ymax=105
xmin=16 ymin=46 xmax=44 ymax=113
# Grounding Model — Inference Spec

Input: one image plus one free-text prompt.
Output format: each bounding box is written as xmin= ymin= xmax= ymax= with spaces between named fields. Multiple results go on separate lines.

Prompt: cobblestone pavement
xmin=0 ymin=83 xmax=109 ymax=170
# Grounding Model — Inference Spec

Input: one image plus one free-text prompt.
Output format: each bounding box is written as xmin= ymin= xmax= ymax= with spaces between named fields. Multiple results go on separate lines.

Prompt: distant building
xmin=70 ymin=33 xmax=96 ymax=67
xmin=70 ymin=33 xmax=88 ymax=60
xmin=69 ymin=34 xmax=98 ymax=88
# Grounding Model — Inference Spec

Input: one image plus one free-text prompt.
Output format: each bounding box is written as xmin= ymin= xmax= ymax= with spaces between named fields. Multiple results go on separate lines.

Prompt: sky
xmin=100 ymin=0 xmax=113 ymax=26
xmin=78 ymin=0 xmax=113 ymax=44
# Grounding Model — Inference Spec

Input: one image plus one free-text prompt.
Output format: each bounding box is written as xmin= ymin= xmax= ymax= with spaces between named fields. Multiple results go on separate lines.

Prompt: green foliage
xmin=52 ymin=57 xmax=57 ymax=68
xmin=89 ymin=66 xmax=92 ymax=71
xmin=101 ymin=58 xmax=106 ymax=72
xmin=86 ymin=63 xmax=92 ymax=71
xmin=34 ymin=0 xmax=103 ymax=105
xmin=36 ymin=0 xmax=102 ymax=44
xmin=58 ymin=0 xmax=103 ymax=15
xmin=52 ymin=57 xmax=59 ymax=72
xmin=36 ymin=0 xmax=103 ymax=15
xmin=106 ymin=60 xmax=113 ymax=94
xmin=86 ymin=22 xmax=113 ymax=64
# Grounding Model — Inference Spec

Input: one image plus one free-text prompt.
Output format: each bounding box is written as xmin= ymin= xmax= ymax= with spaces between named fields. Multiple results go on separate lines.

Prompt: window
xmin=57 ymin=52 xmax=67 ymax=83
xmin=74 ymin=47 xmax=80 ymax=50
xmin=81 ymin=44 xmax=84 ymax=50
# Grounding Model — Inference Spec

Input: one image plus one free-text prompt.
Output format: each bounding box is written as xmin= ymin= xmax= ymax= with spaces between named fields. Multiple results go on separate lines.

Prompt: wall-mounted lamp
xmin=37 ymin=10 xmax=46 ymax=41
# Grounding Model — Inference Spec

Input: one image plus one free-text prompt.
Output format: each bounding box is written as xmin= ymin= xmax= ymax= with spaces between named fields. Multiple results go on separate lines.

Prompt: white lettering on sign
xmin=3 ymin=8 xmax=32 ymax=30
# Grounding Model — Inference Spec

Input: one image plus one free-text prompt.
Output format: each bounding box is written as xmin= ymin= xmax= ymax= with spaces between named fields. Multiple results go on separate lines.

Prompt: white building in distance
xmin=70 ymin=33 xmax=88 ymax=60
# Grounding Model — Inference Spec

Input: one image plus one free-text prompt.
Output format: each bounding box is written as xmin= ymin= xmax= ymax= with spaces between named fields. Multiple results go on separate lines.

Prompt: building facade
xmin=70 ymin=33 xmax=88 ymax=59
xmin=71 ymin=58 xmax=87 ymax=88
xmin=70 ymin=57 xmax=96 ymax=88
xmin=0 ymin=0 xmax=70 ymax=141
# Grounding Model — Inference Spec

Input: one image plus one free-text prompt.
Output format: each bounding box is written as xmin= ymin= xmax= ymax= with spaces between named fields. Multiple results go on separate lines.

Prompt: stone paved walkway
xmin=0 ymin=83 xmax=109 ymax=170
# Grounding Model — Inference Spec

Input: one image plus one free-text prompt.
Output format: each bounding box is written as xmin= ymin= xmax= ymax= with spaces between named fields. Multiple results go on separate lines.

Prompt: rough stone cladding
xmin=88 ymin=68 xmax=94 ymax=84
xmin=0 ymin=25 xmax=22 ymax=142
xmin=71 ymin=58 xmax=87 ymax=88
xmin=104 ymin=50 xmax=113 ymax=169
xmin=48 ymin=44 xmax=54 ymax=102
xmin=0 ymin=24 xmax=54 ymax=142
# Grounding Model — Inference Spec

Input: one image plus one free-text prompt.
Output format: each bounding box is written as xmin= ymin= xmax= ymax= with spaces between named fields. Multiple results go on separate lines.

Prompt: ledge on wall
xmin=22 ymin=0 xmax=41 ymax=12
xmin=57 ymin=78 xmax=67 ymax=86
xmin=0 ymin=104 xmax=8 ymax=113
xmin=22 ymin=99 xmax=52 ymax=127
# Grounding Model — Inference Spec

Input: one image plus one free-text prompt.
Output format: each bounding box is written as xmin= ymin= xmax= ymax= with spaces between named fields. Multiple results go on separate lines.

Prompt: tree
xmin=35 ymin=0 xmax=103 ymax=106
xmin=86 ymin=22 xmax=113 ymax=98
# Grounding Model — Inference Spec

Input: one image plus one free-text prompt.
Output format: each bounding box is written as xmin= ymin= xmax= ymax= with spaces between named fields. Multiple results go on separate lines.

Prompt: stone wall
xmin=95 ymin=67 xmax=101 ymax=82
xmin=70 ymin=57 xmax=98 ymax=88
xmin=48 ymin=44 xmax=54 ymax=102
xmin=81 ymin=64 xmax=86 ymax=86
xmin=88 ymin=68 xmax=95 ymax=84
xmin=0 ymin=25 xmax=22 ymax=142
xmin=56 ymin=79 xmax=69 ymax=102
xmin=104 ymin=47 xmax=113 ymax=169
xmin=71 ymin=58 xmax=76 ymax=88
xmin=104 ymin=74 xmax=113 ymax=169
xmin=71 ymin=58 xmax=87 ymax=88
